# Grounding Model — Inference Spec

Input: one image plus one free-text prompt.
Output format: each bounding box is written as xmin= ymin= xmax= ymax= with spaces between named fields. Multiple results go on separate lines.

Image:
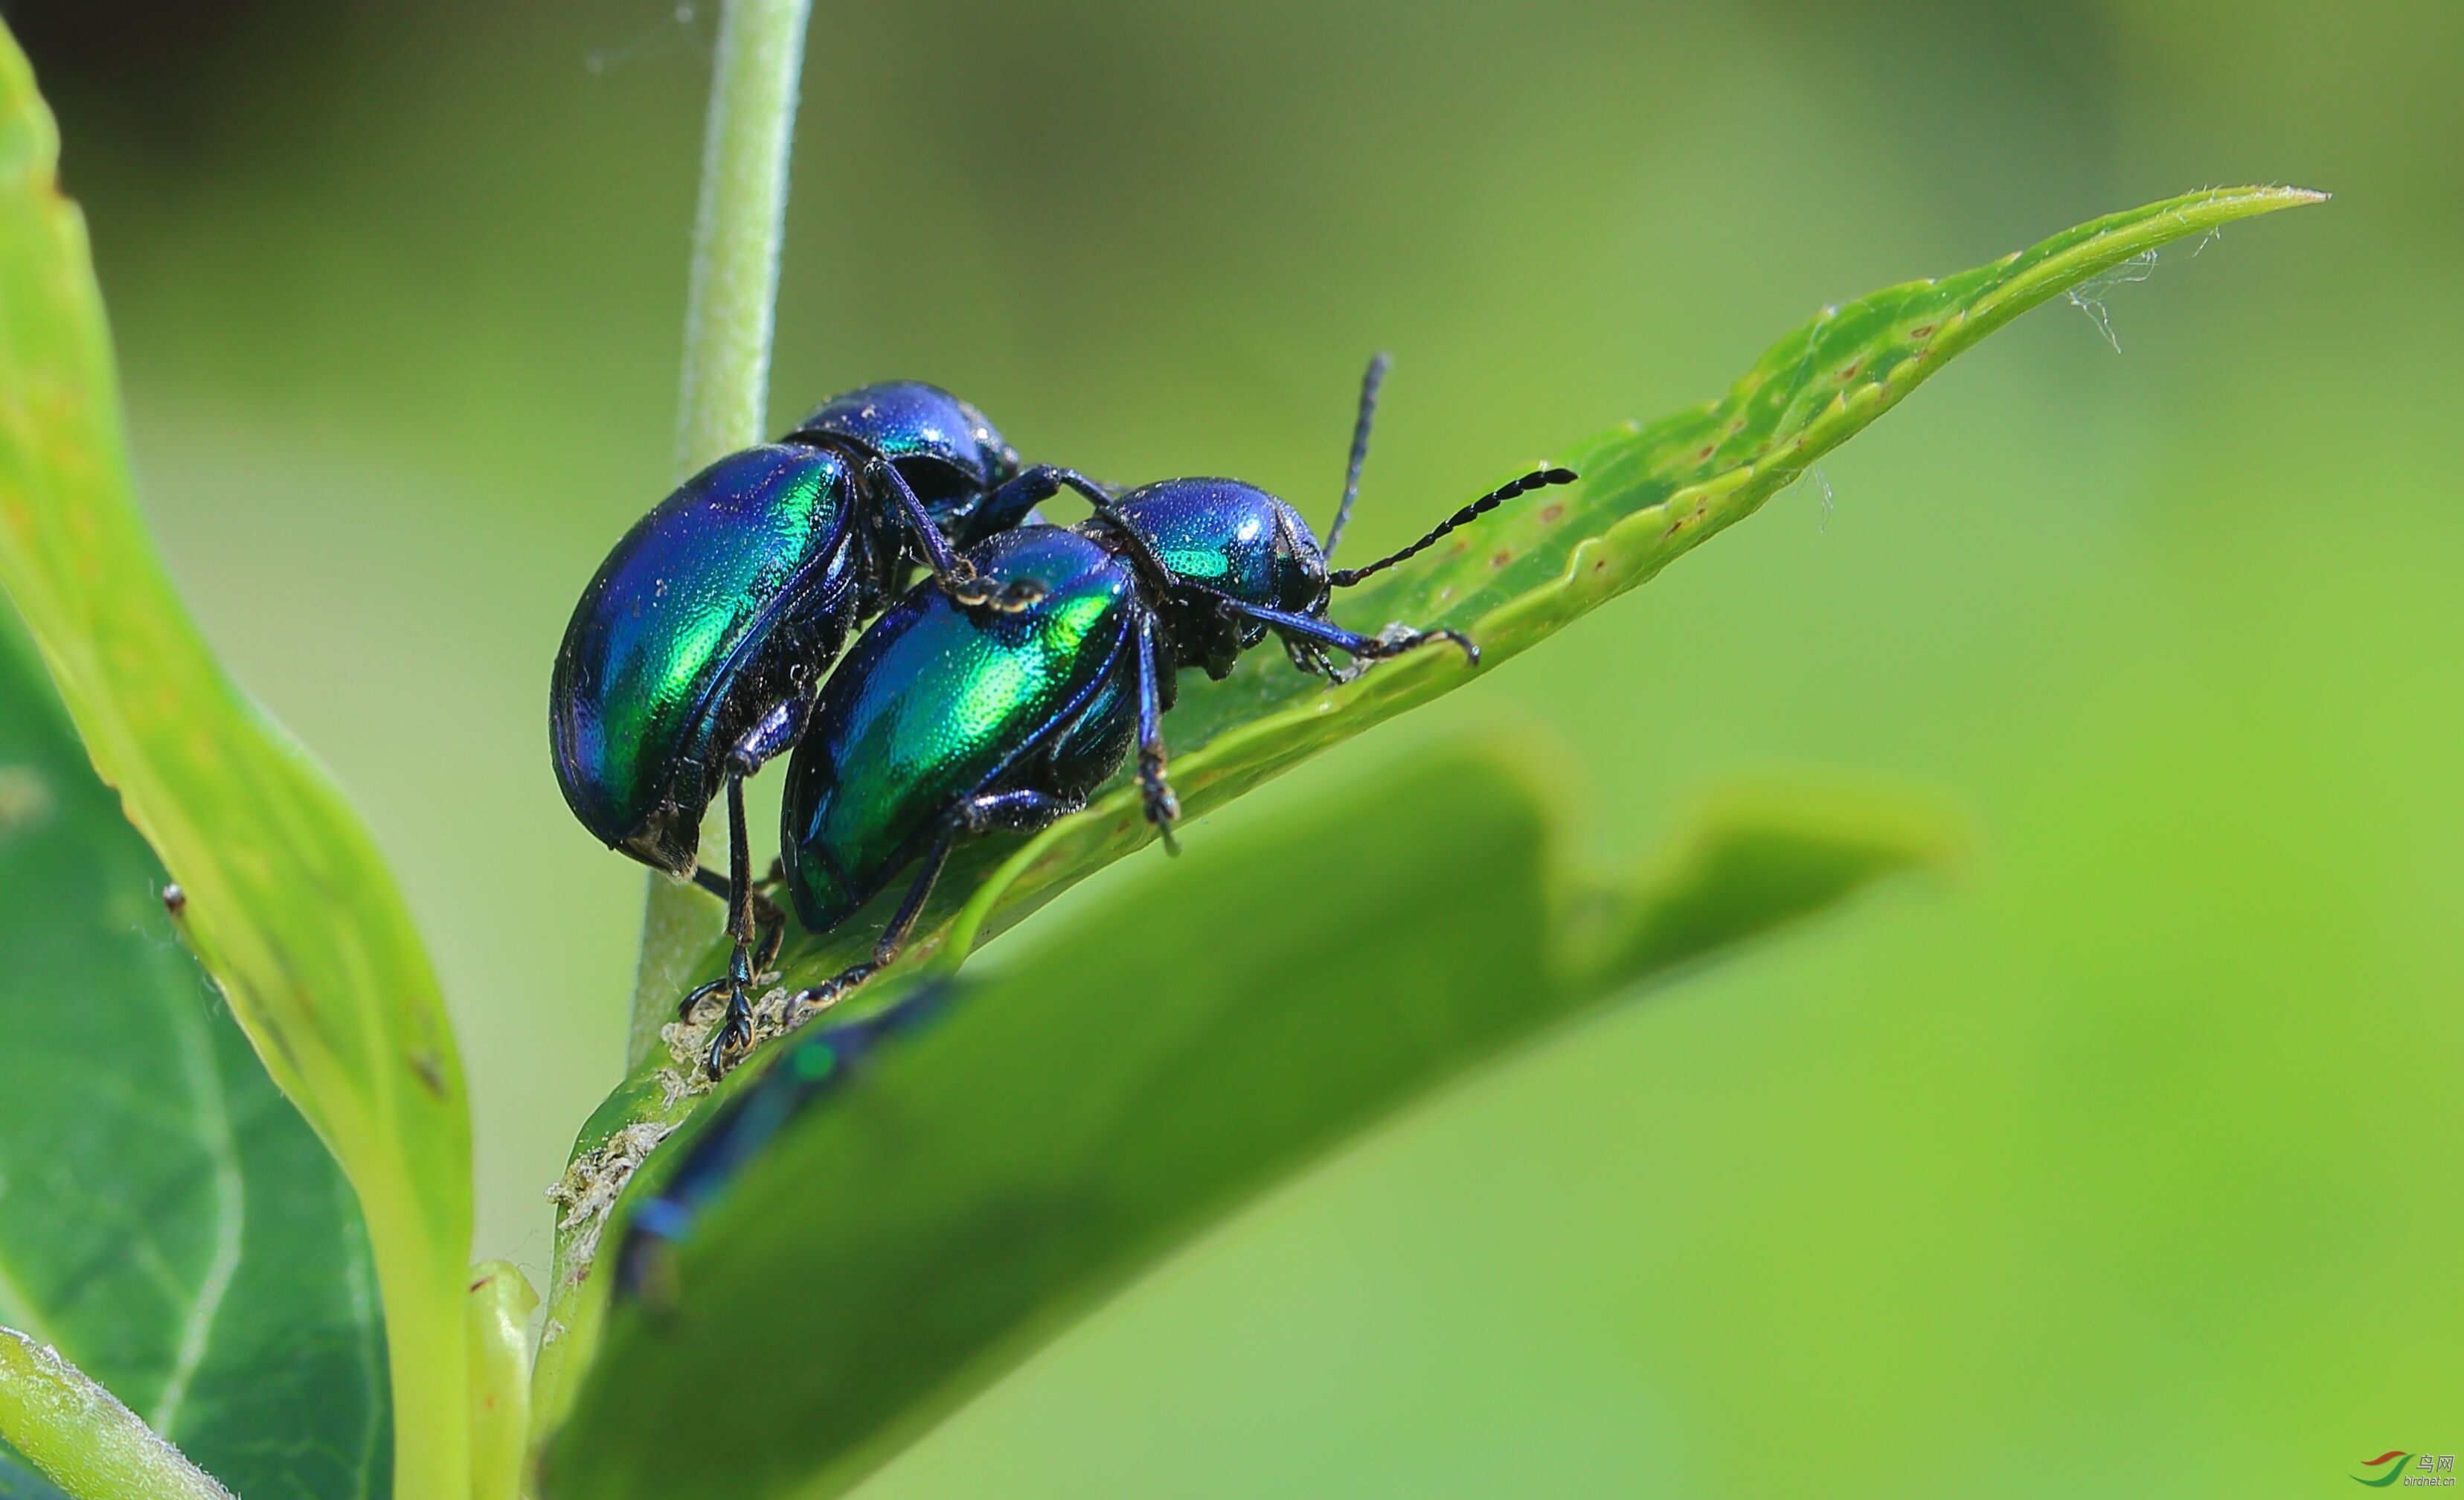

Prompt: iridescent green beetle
xmin=738 ymin=359 xmax=1574 ymax=1075
xmin=551 ymin=382 xmax=1106 ymax=1036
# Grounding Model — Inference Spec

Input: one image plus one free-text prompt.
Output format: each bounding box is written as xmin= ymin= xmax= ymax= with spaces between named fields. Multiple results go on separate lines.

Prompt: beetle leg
xmin=1134 ymin=615 xmax=1181 ymax=854
xmin=699 ymin=920 xmax=761 ymax=1076
xmin=865 ymin=454 xmax=1050 ymax=613
xmin=1281 ymin=635 xmax=1342 ymax=682
xmin=684 ymin=870 xmax=788 ymax=997
xmin=865 ymin=453 xmax=969 ymax=580
xmin=678 ymin=974 xmax=728 ymax=1021
xmin=771 ymin=788 xmax=1085 ymax=1039
xmin=1210 ymin=597 xmax=1480 ymax=672
xmin=752 ymin=903 xmax=788 ymax=977
xmin=955 ymin=787 xmax=1085 ymax=835
xmin=975 ymin=466 xmax=1059 ymax=531
xmin=1030 ymin=465 xmax=1118 ymax=507
xmin=728 ymin=695 xmax=812 ymax=780
xmin=686 ymin=772 xmax=769 ymax=1075
xmin=977 ymin=464 xmax=1117 ymax=535
xmin=774 ymin=827 xmax=957 ymax=1030
xmin=681 ymin=702 xmax=815 ymax=1029
xmin=722 ymin=775 xmax=756 ymax=946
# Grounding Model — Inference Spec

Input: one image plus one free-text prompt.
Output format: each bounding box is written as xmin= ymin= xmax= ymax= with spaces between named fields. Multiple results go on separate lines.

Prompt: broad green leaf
xmin=542 ymin=740 xmax=1959 ymax=1499
xmin=0 ymin=621 xmax=388 ymax=1496
xmin=541 ymin=186 xmax=2319 ymax=1396
xmin=0 ymin=30 xmax=470 ymax=1498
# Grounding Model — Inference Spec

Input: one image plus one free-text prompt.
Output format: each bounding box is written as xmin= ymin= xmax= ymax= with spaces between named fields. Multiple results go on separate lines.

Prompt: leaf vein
xmin=144 ymin=991 xmax=243 ymax=1440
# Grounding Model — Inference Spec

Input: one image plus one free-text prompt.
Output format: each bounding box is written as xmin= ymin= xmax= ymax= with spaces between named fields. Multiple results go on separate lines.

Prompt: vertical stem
xmin=535 ymin=0 xmax=814 ymax=1450
xmin=626 ymin=0 xmax=815 ymax=1067
xmin=673 ymin=0 xmax=813 ymax=478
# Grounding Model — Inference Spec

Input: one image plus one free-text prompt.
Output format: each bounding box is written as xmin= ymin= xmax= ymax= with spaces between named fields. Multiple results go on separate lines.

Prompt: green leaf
xmin=0 ymin=621 xmax=389 ymax=1497
xmin=542 ymin=185 xmax=2320 ymax=1388
xmin=0 ymin=29 xmax=470 ymax=1499
xmin=464 ymin=1263 xmax=537 ymax=1500
xmin=542 ymin=740 xmax=1959 ymax=1498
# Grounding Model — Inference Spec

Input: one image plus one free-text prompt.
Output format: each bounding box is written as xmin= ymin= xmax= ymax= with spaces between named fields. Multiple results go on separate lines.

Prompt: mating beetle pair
xmin=551 ymin=360 xmax=1573 ymax=1076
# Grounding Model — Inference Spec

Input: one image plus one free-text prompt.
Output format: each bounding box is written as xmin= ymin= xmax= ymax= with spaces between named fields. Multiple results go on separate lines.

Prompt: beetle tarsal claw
xmin=943 ymin=568 xmax=1047 ymax=615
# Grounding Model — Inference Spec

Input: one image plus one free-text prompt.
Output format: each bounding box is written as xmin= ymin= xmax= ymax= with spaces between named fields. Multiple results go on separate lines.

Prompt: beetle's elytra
xmin=551 ymin=382 xmax=1115 ymax=1057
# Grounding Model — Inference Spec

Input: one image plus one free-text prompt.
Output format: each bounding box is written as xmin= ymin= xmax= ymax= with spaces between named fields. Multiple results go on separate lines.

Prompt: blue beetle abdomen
xmin=551 ymin=443 xmax=862 ymax=874
xmin=779 ymin=527 xmax=1135 ymax=933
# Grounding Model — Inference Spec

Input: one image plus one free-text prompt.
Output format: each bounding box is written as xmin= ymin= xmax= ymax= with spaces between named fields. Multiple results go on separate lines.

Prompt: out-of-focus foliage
xmin=7 ymin=1 xmax=2445 ymax=1495
xmin=0 ymin=620 xmax=388 ymax=1496
xmin=0 ymin=30 xmax=463 ymax=1499
xmin=546 ymin=743 xmax=1959 ymax=1499
xmin=0 ymin=1452 xmax=65 ymax=1498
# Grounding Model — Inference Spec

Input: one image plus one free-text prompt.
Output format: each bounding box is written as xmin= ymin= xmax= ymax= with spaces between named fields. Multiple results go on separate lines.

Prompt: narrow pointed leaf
xmin=540 ymin=188 xmax=2318 ymax=1385
xmin=542 ymin=743 xmax=1957 ymax=1498
xmin=0 ymin=30 xmax=469 ymax=1497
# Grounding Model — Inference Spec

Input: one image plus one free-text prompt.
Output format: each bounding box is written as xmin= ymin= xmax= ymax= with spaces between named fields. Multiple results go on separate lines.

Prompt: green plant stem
xmin=536 ymin=0 xmax=813 ymax=1439
xmin=626 ymin=0 xmax=815 ymax=1070
xmin=0 ymin=1329 xmax=234 ymax=1500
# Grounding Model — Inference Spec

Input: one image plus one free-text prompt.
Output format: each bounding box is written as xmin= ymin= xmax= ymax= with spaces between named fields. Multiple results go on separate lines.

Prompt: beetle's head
xmin=1083 ymin=479 xmax=1321 ymax=677
xmin=1106 ymin=479 xmax=1326 ymax=608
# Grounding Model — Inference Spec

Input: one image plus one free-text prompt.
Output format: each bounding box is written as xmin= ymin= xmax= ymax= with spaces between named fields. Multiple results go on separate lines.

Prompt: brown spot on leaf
xmin=411 ymin=1051 xmax=449 ymax=1100
xmin=1490 ymin=550 xmax=1512 ymax=568
xmin=1538 ymin=503 xmax=1565 ymax=523
xmin=1909 ymin=322 xmax=1935 ymax=339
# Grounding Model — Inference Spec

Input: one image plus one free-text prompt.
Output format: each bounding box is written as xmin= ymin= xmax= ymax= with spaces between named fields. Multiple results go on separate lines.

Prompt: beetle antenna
xmin=1326 ymin=466 xmax=1577 ymax=589
xmin=1322 ymin=353 xmax=1389 ymax=562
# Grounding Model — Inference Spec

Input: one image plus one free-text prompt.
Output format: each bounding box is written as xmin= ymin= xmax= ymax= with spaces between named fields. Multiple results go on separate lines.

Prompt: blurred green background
xmin=6 ymin=0 xmax=2454 ymax=1493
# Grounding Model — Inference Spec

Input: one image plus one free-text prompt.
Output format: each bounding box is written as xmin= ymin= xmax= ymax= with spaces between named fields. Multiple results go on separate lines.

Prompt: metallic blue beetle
xmin=744 ymin=359 xmax=1576 ymax=1071
xmin=551 ymin=382 xmax=1109 ymax=1042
